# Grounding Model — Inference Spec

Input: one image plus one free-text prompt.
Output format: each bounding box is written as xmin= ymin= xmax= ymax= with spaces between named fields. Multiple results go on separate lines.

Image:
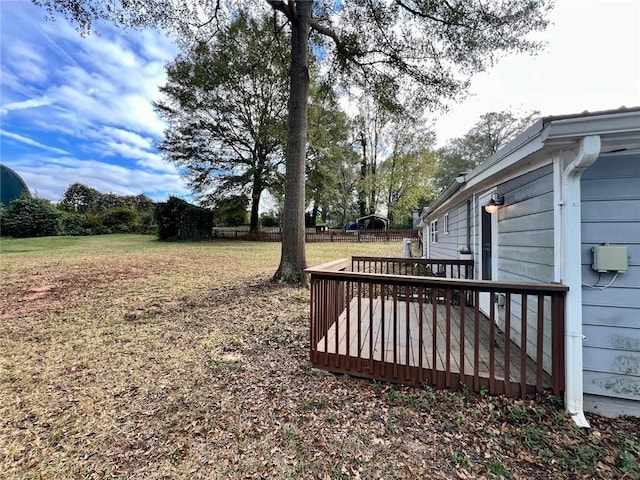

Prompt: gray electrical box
xmin=592 ymin=245 xmax=628 ymax=273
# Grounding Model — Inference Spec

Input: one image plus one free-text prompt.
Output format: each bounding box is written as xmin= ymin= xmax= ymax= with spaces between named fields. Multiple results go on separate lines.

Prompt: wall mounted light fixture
xmin=484 ymin=194 xmax=504 ymax=214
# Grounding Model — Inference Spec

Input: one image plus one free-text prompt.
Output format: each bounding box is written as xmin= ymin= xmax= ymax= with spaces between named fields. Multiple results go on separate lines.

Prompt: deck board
xmin=318 ymin=296 xmax=549 ymax=387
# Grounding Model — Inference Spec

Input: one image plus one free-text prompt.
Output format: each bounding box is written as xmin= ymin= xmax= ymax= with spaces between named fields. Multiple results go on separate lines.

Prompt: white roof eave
xmin=422 ymin=108 xmax=640 ymax=221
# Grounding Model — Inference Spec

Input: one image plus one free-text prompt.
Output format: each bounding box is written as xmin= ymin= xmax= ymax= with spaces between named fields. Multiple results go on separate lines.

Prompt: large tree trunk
xmin=358 ymin=131 xmax=367 ymax=217
xmin=249 ymin=173 xmax=262 ymax=232
xmin=273 ymin=1 xmax=311 ymax=285
xmin=321 ymin=203 xmax=328 ymax=223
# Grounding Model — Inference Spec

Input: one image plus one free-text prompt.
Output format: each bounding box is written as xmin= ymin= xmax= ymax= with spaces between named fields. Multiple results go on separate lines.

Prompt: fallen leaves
xmin=1 ymin=236 xmax=639 ymax=479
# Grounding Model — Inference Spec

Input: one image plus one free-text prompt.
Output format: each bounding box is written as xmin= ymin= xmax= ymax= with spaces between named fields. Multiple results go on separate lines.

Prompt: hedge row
xmin=0 ymin=195 xmax=155 ymax=238
xmin=2 ymin=194 xmax=217 ymax=241
xmin=155 ymin=197 xmax=213 ymax=241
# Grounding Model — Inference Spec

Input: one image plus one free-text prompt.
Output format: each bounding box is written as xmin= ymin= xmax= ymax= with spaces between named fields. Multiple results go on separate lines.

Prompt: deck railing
xmin=305 ymin=257 xmax=568 ymax=398
xmin=352 ymin=256 xmax=474 ymax=279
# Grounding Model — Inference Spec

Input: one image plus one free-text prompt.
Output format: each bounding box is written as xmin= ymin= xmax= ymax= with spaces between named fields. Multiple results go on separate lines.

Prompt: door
xmin=478 ymin=190 xmax=498 ymax=316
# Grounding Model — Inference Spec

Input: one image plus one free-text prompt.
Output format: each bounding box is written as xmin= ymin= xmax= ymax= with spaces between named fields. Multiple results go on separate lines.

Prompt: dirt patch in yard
xmin=1 ymin=240 xmax=638 ymax=479
xmin=2 ymin=262 xmax=147 ymax=318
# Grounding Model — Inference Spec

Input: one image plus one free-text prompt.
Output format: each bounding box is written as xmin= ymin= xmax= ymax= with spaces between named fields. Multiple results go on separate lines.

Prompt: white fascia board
xmin=424 ymin=125 xmax=547 ymax=221
xmin=542 ymin=111 xmax=640 ymax=146
xmin=463 ymin=134 xmax=546 ymax=192
xmin=420 ymin=182 xmax=463 ymax=221
xmin=423 ymin=136 xmax=548 ymax=222
xmin=465 ymin=110 xmax=640 ymax=191
xmin=421 ymin=120 xmax=545 ymax=222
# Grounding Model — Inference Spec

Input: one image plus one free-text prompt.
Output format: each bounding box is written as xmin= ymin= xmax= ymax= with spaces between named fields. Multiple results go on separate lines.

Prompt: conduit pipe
xmin=560 ymin=135 xmax=601 ymax=427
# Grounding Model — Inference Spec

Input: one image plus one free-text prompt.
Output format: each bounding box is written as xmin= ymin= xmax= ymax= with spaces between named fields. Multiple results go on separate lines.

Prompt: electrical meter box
xmin=592 ymin=245 xmax=628 ymax=273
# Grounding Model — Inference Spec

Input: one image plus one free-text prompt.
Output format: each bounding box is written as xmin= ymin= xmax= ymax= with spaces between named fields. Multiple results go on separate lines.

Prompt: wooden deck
xmin=316 ymin=296 xmax=549 ymax=388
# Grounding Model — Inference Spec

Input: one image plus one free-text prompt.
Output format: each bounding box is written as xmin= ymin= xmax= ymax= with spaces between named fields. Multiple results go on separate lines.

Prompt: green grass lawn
xmin=1 ymin=235 xmax=638 ymax=479
xmin=0 ymin=233 xmax=400 ymax=265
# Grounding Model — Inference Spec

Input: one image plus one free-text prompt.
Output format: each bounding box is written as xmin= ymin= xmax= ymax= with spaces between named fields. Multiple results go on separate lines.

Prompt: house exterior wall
xmin=580 ymin=153 xmax=640 ymax=412
xmin=494 ymin=164 xmax=555 ymax=372
xmin=421 ymin=109 xmax=640 ymax=417
xmin=496 ymin=164 xmax=555 ymax=283
xmin=426 ymin=202 xmax=469 ymax=261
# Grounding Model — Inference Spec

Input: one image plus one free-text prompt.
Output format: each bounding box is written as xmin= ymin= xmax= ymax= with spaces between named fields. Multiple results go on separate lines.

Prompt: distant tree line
xmin=1 ymin=105 xmax=538 ymax=240
xmin=0 ymin=182 xmax=252 ymax=239
xmin=0 ymin=183 xmax=156 ymax=238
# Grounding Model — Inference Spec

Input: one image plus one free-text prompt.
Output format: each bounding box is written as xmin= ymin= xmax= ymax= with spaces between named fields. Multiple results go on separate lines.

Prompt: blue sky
xmin=0 ymin=0 xmax=186 ymax=202
xmin=436 ymin=0 xmax=640 ymax=141
xmin=1 ymin=0 xmax=639 ymax=204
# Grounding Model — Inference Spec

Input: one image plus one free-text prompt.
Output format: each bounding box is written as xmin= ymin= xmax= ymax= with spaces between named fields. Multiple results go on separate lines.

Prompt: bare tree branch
xmin=264 ymin=0 xmax=292 ymax=21
xmin=394 ymin=0 xmax=468 ymax=28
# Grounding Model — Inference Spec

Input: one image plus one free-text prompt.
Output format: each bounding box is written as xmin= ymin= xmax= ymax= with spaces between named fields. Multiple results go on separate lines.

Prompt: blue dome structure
xmin=1 ymin=164 xmax=30 ymax=207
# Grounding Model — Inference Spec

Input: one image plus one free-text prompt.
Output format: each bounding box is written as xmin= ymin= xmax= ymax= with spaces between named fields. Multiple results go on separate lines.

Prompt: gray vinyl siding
xmin=428 ymin=203 xmax=468 ymax=261
xmin=496 ymin=164 xmax=555 ymax=372
xmin=471 ymin=201 xmax=479 ymax=279
xmin=497 ymin=164 xmax=555 ymax=283
xmin=581 ymin=153 xmax=640 ymax=403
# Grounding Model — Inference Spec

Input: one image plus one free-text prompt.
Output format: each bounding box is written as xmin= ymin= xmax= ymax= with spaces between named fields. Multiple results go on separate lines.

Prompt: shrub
xmin=212 ymin=196 xmax=248 ymax=227
xmin=260 ymin=212 xmax=279 ymax=228
xmin=1 ymin=194 xmax=62 ymax=237
xmin=137 ymin=211 xmax=157 ymax=235
xmin=60 ymin=212 xmax=111 ymax=235
xmin=155 ymin=197 xmax=213 ymax=241
xmin=103 ymin=207 xmax=140 ymax=233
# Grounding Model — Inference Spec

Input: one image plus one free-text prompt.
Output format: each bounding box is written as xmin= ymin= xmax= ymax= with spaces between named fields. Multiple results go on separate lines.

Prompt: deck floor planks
xmin=375 ymin=298 xmax=414 ymax=367
xmin=318 ymin=296 xmax=548 ymax=387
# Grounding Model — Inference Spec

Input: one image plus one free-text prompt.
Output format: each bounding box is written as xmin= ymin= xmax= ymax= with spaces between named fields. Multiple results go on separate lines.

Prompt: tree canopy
xmin=433 ymin=109 xmax=540 ymax=191
xmin=33 ymin=0 xmax=554 ymax=284
xmin=306 ymin=85 xmax=356 ymax=227
xmin=379 ymin=120 xmax=437 ymax=226
xmin=154 ymin=13 xmax=289 ymax=232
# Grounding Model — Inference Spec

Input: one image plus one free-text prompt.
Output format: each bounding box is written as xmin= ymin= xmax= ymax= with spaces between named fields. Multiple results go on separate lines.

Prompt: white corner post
xmin=417 ymin=219 xmax=428 ymax=258
xmin=560 ymin=135 xmax=601 ymax=427
xmin=422 ymin=223 xmax=430 ymax=258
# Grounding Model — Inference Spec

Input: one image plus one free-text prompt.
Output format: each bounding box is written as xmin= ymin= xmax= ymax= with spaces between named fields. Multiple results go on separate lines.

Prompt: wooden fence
xmin=212 ymin=228 xmax=418 ymax=243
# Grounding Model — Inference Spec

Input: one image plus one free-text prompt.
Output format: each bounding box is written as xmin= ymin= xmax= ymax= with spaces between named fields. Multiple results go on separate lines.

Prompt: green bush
xmin=137 ymin=211 xmax=157 ymax=235
xmin=60 ymin=212 xmax=111 ymax=236
xmin=155 ymin=197 xmax=213 ymax=241
xmin=260 ymin=212 xmax=279 ymax=228
xmin=212 ymin=196 xmax=248 ymax=227
xmin=103 ymin=207 xmax=140 ymax=233
xmin=1 ymin=195 xmax=62 ymax=237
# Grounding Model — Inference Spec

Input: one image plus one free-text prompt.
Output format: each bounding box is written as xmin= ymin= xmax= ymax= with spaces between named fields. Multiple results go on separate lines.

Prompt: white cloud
xmin=0 ymin=129 xmax=69 ymax=155
xmin=0 ymin=3 xmax=188 ymax=203
xmin=2 ymin=5 xmax=177 ymax=141
xmin=5 ymin=40 xmax=48 ymax=80
xmin=100 ymin=127 xmax=153 ymax=150
xmin=101 ymin=140 xmax=176 ymax=173
xmin=0 ymin=96 xmax=53 ymax=115
xmin=6 ymin=156 xmax=189 ymax=202
xmin=15 ymin=28 xmax=174 ymax=139
xmin=40 ymin=28 xmax=80 ymax=67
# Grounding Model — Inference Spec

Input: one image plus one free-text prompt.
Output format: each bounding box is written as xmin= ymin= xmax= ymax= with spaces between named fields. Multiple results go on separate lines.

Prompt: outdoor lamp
xmin=484 ymin=194 xmax=504 ymax=214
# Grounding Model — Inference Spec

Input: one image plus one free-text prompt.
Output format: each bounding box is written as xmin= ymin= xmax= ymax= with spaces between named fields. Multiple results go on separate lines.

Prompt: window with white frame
xmin=430 ymin=220 xmax=438 ymax=243
xmin=443 ymin=213 xmax=449 ymax=235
